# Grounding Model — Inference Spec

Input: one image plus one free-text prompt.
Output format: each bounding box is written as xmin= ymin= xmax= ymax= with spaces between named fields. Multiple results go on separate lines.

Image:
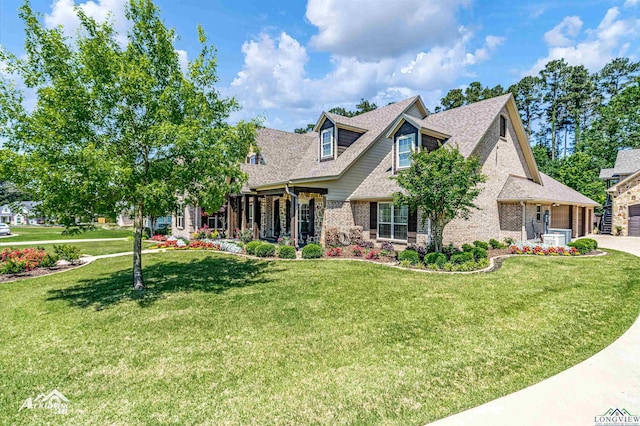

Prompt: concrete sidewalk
xmin=0 ymin=237 xmax=128 ymax=246
xmin=429 ymin=237 xmax=640 ymax=426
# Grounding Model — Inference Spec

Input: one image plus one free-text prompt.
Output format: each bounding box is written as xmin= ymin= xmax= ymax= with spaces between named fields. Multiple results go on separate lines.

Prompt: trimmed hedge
xmin=255 ymin=243 xmax=276 ymax=258
xmin=461 ymin=243 xmax=474 ymax=252
xmin=473 ymin=240 xmax=489 ymax=250
xmin=472 ymin=247 xmax=488 ymax=261
xmin=489 ymin=238 xmax=503 ymax=249
xmin=568 ymin=238 xmax=598 ymax=255
xmin=277 ymin=245 xmax=296 ymax=259
xmin=301 ymin=244 xmax=323 ymax=259
xmin=450 ymin=251 xmax=474 ymax=265
xmin=398 ymin=249 xmax=420 ymax=265
xmin=425 ymin=252 xmax=447 ymax=268
xmin=245 ymin=240 xmax=262 ymax=256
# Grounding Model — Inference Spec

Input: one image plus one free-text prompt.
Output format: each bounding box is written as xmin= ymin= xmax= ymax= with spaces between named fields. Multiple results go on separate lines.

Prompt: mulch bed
xmin=488 ymin=248 xmax=511 ymax=258
xmin=0 ymin=264 xmax=84 ymax=283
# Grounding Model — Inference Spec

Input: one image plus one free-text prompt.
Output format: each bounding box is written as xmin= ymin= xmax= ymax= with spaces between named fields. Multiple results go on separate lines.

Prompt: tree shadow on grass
xmin=47 ymin=255 xmax=279 ymax=310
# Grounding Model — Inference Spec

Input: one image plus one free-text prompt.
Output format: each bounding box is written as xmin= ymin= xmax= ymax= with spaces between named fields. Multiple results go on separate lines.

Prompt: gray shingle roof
xmin=599 ymin=168 xmax=615 ymax=179
xmin=287 ymin=97 xmax=419 ymax=181
xmin=613 ymin=149 xmax=640 ymax=175
xmin=421 ymin=94 xmax=512 ymax=157
xmin=497 ymin=173 xmax=599 ymax=206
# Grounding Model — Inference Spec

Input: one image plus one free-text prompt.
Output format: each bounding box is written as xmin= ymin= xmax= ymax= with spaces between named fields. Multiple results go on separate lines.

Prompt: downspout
xmin=285 ymin=184 xmax=298 ymax=246
xmin=520 ymin=201 xmax=526 ymax=243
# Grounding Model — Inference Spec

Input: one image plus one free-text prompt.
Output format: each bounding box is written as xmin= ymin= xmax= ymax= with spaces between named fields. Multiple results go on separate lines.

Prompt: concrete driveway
xmin=429 ymin=234 xmax=640 ymax=426
xmin=592 ymin=234 xmax=640 ymax=256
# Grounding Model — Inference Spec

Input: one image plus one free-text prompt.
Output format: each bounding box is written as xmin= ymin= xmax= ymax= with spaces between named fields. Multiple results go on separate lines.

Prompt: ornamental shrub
xmin=398 ymin=249 xmax=420 ymax=265
xmin=277 ymin=245 xmax=296 ymax=259
xmin=245 ymin=240 xmax=262 ymax=255
xmin=472 ymin=247 xmax=488 ymax=261
xmin=568 ymin=238 xmax=597 ymax=255
xmin=450 ymin=251 xmax=474 ymax=264
xmin=425 ymin=252 xmax=447 ymax=268
xmin=406 ymin=244 xmax=427 ymax=261
xmin=53 ymin=244 xmax=81 ymax=264
xmin=461 ymin=243 xmax=474 ymax=252
xmin=365 ymin=250 xmax=380 ymax=260
xmin=489 ymin=238 xmax=503 ymax=249
xmin=380 ymin=241 xmax=395 ymax=252
xmin=255 ymin=243 xmax=276 ymax=258
xmin=302 ymin=243 xmax=323 ymax=259
xmin=473 ymin=240 xmax=489 ymax=250
xmin=356 ymin=239 xmax=374 ymax=249
xmin=352 ymin=245 xmax=365 ymax=257
xmin=442 ymin=243 xmax=461 ymax=259
xmin=325 ymin=247 xmax=342 ymax=257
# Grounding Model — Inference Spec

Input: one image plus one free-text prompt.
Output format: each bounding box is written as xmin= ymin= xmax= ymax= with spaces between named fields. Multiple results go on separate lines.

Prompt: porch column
xmin=226 ymin=198 xmax=234 ymax=238
xmin=253 ymin=195 xmax=260 ymax=240
xmin=520 ymin=202 xmax=526 ymax=242
xmin=241 ymin=195 xmax=248 ymax=230
xmin=292 ymin=196 xmax=298 ymax=245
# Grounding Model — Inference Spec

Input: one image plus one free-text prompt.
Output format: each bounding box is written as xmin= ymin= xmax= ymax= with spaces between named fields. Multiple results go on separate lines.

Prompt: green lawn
xmin=3 ymin=240 xmax=156 ymax=256
xmin=1 ymin=251 xmax=639 ymax=425
xmin=1 ymin=225 xmax=133 ymax=242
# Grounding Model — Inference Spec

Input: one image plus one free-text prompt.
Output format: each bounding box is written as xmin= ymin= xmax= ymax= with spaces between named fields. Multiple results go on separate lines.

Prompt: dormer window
xmin=397 ymin=134 xmax=414 ymax=169
xmin=321 ymin=128 xmax=334 ymax=159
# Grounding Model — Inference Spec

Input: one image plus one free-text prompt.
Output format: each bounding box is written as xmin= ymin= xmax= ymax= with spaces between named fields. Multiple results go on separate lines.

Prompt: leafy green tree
xmin=555 ymin=152 xmax=606 ymax=206
xmin=439 ymin=88 xmax=465 ymax=111
xmin=354 ymin=98 xmax=377 ymax=114
xmin=540 ymin=59 xmax=569 ymax=160
xmin=394 ymin=148 xmax=486 ymax=253
xmin=294 ymin=123 xmax=314 ymax=134
xmin=598 ymin=57 xmax=640 ymax=98
xmin=508 ymin=76 xmax=542 ymax=138
xmin=0 ymin=0 xmax=257 ymax=289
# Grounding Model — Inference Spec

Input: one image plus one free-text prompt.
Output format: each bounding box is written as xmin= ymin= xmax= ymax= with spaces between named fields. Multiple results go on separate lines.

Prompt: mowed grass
xmin=1 ymin=225 xmax=133 ymax=242
xmin=1 ymin=251 xmax=639 ymax=425
xmin=3 ymin=240 xmax=156 ymax=256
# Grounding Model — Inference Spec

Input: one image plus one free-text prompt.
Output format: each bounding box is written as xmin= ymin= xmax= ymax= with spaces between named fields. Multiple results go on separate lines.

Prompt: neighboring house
xmin=600 ymin=149 xmax=640 ymax=236
xmin=174 ymin=94 xmax=598 ymax=246
xmin=116 ymin=211 xmax=172 ymax=231
xmin=0 ymin=201 xmax=43 ymax=225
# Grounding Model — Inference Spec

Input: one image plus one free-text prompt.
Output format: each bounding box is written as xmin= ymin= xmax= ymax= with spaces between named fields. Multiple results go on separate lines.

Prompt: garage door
xmin=629 ymin=204 xmax=640 ymax=237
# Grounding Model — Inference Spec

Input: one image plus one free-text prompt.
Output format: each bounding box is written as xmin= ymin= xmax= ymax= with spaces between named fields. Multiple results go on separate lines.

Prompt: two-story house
xmin=174 ymin=94 xmax=598 ymax=246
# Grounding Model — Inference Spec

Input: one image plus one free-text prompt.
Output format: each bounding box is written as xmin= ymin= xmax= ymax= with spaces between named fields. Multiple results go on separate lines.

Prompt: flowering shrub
xmin=277 ymin=235 xmax=294 ymax=246
xmin=1 ymin=248 xmax=58 ymax=274
xmin=326 ymin=247 xmax=342 ymax=257
xmin=157 ymin=240 xmax=178 ymax=248
xmin=352 ymin=245 xmax=365 ymax=257
xmin=217 ymin=241 xmax=243 ymax=253
xmin=355 ymin=239 xmax=374 ymax=249
xmin=192 ymin=226 xmax=218 ymax=240
xmin=151 ymin=234 xmax=167 ymax=241
xmin=508 ymin=243 xmax=579 ymax=256
xmin=380 ymin=241 xmax=395 ymax=252
xmin=365 ymin=250 xmax=380 ymax=260
xmin=188 ymin=241 xmax=216 ymax=250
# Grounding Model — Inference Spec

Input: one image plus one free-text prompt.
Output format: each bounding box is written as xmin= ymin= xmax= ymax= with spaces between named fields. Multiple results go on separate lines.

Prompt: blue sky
xmin=1 ymin=0 xmax=639 ymax=131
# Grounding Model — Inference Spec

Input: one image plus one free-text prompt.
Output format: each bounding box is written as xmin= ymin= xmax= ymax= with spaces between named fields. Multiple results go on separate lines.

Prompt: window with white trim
xmin=397 ymin=134 xmax=414 ymax=169
xmin=378 ymin=203 xmax=408 ymax=241
xmin=321 ymin=128 xmax=333 ymax=159
xmin=299 ymin=202 xmax=310 ymax=234
xmin=177 ymin=208 xmax=184 ymax=229
xmin=536 ymin=205 xmax=542 ymax=221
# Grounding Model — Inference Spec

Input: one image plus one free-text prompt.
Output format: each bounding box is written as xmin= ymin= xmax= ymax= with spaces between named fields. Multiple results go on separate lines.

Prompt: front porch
xmin=212 ymin=187 xmax=327 ymax=246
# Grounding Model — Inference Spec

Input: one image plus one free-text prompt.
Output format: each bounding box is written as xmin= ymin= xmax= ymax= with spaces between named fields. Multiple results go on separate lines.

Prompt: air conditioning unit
xmin=543 ymin=234 xmax=565 ymax=246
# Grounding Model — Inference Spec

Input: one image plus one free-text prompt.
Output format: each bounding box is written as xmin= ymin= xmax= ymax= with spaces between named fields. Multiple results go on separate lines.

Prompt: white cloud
xmin=44 ymin=0 xmax=129 ymax=42
xmin=543 ymin=16 xmax=583 ymax=47
xmin=306 ymin=0 xmax=470 ymax=61
xmin=625 ymin=0 xmax=639 ymax=8
xmin=527 ymin=7 xmax=640 ymax=74
xmin=229 ymin=29 xmax=502 ymax=125
xmin=176 ymin=49 xmax=188 ymax=74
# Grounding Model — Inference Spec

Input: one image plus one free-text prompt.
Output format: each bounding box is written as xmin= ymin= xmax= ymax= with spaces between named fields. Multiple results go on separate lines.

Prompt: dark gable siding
xmin=421 ymin=135 xmax=441 ymax=152
xmin=319 ymin=119 xmax=334 ymax=161
xmin=393 ymin=121 xmax=418 ymax=173
xmin=337 ymin=128 xmax=363 ymax=157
